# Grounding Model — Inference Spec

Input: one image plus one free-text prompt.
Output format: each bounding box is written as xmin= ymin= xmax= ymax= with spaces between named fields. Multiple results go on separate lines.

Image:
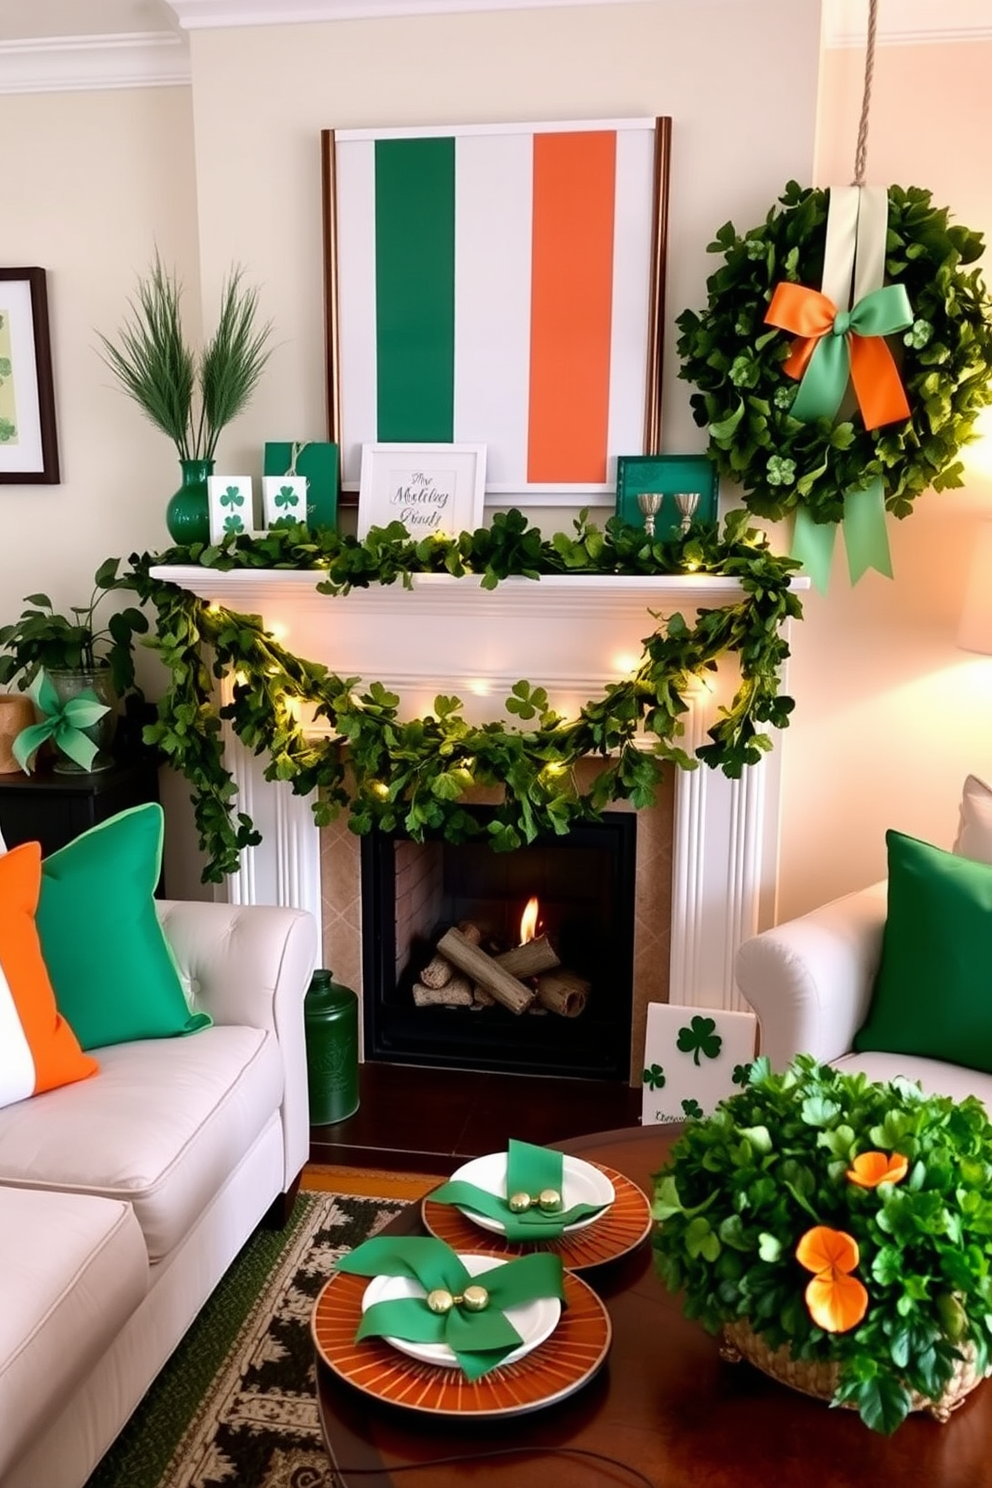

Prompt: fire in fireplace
xmin=361 ymin=812 xmax=637 ymax=1080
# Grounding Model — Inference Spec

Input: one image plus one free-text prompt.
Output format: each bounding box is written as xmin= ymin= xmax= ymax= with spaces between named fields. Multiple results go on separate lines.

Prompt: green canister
xmin=304 ymin=969 xmax=360 ymax=1125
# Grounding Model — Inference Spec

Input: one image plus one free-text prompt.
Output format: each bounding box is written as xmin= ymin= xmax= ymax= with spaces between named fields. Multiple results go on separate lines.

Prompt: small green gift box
xmin=263 ymin=441 xmax=339 ymax=533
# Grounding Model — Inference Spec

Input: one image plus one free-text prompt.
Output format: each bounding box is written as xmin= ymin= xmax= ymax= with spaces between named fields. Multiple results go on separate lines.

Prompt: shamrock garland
xmin=125 ymin=510 xmax=802 ymax=882
xmin=676 ymin=182 xmax=992 ymax=535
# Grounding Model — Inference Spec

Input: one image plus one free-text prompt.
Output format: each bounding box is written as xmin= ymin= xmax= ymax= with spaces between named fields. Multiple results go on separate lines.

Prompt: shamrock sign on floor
xmin=641 ymin=1004 xmax=757 ymax=1127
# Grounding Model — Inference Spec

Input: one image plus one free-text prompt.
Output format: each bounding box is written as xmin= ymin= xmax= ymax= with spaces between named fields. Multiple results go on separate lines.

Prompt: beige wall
xmin=2 ymin=0 xmax=822 ymax=900
xmin=7 ymin=8 xmax=992 ymax=923
xmin=777 ymin=37 xmax=992 ymax=920
xmin=0 ymin=83 xmax=206 ymax=892
xmin=185 ymin=0 xmax=820 ymax=476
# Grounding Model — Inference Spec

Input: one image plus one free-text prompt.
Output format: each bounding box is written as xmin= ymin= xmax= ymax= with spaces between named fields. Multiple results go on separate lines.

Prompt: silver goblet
xmin=636 ymin=491 xmax=664 ymax=537
xmin=673 ymin=491 xmax=700 ymax=535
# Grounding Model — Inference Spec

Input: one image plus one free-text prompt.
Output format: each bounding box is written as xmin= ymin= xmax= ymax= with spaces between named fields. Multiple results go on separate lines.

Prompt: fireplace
xmin=149 ymin=563 xmax=807 ymax=1086
xmin=361 ymin=813 xmax=637 ymax=1080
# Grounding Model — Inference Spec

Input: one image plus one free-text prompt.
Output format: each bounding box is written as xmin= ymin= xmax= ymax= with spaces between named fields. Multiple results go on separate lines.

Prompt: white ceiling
xmin=0 ymin=0 xmax=986 ymax=94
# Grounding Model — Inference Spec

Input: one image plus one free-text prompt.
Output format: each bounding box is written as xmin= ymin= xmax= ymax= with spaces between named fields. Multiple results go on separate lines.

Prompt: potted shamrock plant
xmin=652 ymin=1054 xmax=992 ymax=1434
xmin=0 ymin=558 xmax=149 ymax=770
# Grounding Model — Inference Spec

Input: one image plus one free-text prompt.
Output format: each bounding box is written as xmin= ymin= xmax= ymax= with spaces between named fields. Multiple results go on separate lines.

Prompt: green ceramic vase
xmin=166 ymin=458 xmax=214 ymax=546
xmin=304 ymin=970 xmax=360 ymax=1125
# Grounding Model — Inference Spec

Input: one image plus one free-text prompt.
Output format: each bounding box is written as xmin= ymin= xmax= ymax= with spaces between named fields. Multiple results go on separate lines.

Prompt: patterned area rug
xmin=84 ymin=1192 xmax=409 ymax=1488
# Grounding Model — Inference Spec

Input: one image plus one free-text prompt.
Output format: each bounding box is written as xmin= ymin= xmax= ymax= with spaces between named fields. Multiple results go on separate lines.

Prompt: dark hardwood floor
xmin=309 ymin=1061 xmax=643 ymax=1173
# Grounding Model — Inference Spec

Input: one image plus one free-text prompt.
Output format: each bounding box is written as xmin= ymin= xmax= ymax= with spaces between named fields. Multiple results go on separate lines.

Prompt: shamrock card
xmin=207 ymin=476 xmax=256 ymax=542
xmin=641 ymin=1003 xmax=757 ymax=1126
xmin=262 ymin=474 xmax=307 ymax=529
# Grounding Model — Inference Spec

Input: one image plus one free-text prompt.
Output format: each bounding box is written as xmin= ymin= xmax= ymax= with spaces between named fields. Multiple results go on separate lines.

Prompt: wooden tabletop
xmin=315 ymin=1125 xmax=992 ymax=1488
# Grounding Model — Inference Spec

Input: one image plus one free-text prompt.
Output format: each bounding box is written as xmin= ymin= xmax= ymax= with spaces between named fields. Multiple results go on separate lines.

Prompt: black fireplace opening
xmin=361 ymin=811 xmax=637 ymax=1080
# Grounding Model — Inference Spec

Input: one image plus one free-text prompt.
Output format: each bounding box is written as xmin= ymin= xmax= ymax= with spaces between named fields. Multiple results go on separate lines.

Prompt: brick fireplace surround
xmin=152 ymin=566 xmax=805 ymax=1086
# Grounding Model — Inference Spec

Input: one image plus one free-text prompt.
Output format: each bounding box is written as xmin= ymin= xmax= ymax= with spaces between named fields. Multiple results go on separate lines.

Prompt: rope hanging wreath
xmin=675 ymin=0 xmax=992 ymax=590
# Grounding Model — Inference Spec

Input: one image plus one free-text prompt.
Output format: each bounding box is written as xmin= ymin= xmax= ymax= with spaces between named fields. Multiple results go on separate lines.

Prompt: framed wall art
xmin=0 ymin=268 xmax=60 ymax=484
xmin=615 ymin=453 xmax=719 ymax=541
xmin=357 ymin=442 xmax=486 ymax=539
xmin=322 ymin=117 xmax=671 ymax=506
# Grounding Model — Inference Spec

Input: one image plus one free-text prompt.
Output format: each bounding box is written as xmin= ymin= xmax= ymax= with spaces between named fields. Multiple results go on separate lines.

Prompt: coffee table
xmin=315 ymin=1125 xmax=992 ymax=1488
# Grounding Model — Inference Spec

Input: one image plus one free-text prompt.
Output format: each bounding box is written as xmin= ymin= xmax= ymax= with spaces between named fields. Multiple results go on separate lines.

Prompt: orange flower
xmin=804 ymin=1269 xmax=869 ymax=1333
xmin=796 ymin=1225 xmax=868 ymax=1334
xmin=846 ymin=1151 xmax=909 ymax=1189
xmin=796 ymin=1225 xmax=860 ymax=1276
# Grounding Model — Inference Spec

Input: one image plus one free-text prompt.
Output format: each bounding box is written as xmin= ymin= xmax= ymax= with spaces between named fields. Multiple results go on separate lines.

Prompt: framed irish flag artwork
xmin=321 ymin=118 xmax=671 ymax=505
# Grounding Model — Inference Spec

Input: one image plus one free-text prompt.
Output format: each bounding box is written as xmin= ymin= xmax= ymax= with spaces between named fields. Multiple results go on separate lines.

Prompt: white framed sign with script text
xmin=357 ymin=442 xmax=486 ymax=539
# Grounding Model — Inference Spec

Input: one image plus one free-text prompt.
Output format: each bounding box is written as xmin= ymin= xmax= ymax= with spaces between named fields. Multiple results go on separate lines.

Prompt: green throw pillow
xmin=36 ymin=803 xmax=212 ymax=1050
xmin=854 ymin=829 xmax=992 ymax=1073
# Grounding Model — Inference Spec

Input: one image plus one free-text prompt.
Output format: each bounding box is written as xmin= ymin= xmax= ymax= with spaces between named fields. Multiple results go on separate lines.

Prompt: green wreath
xmin=676 ymin=182 xmax=992 ymax=533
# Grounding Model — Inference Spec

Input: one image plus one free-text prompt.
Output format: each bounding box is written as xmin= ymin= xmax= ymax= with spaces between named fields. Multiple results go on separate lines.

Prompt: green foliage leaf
xmin=675 ymin=183 xmax=992 ymax=531
xmin=652 ymin=1055 xmax=992 ymax=1434
xmin=100 ymin=513 xmax=803 ymax=882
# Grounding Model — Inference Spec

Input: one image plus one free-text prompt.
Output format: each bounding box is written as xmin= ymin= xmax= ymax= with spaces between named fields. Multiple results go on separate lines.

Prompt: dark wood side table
xmin=316 ymin=1126 xmax=992 ymax=1488
xmin=0 ymin=756 xmax=162 ymax=873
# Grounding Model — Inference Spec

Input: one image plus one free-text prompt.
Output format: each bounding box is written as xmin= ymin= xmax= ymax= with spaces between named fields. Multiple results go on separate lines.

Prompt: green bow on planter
xmin=337 ymin=1236 xmax=566 ymax=1380
xmin=12 ymin=669 xmax=110 ymax=774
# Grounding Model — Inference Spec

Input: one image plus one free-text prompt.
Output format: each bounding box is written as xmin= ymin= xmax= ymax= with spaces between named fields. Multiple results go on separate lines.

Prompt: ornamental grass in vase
xmin=652 ymin=1055 xmax=992 ymax=1434
xmin=97 ymin=252 xmax=272 ymax=546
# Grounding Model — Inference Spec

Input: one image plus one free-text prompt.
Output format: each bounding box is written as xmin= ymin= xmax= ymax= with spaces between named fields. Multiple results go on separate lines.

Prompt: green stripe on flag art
xmin=374 ymin=136 xmax=456 ymax=442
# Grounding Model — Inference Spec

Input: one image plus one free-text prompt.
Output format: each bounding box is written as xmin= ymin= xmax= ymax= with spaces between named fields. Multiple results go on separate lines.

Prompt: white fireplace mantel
xmin=151 ymin=565 xmax=807 ymax=1011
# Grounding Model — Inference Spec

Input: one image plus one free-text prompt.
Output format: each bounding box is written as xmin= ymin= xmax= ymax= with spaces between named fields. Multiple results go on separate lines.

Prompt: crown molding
xmin=162 ymin=0 xmax=992 ymax=41
xmin=164 ymin=0 xmax=652 ymax=28
xmin=0 ymin=31 xmax=190 ymax=95
xmin=1 ymin=2 xmax=984 ymax=98
xmin=823 ymin=0 xmax=992 ymax=48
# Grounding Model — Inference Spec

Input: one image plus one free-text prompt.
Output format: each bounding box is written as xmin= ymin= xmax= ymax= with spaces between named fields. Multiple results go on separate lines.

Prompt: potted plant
xmin=97 ymin=252 xmax=273 ymax=545
xmin=652 ymin=1054 xmax=992 ymax=1434
xmin=0 ymin=558 xmax=149 ymax=771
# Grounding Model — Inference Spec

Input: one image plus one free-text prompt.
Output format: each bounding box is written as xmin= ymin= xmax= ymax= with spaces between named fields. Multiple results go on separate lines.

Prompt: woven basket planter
xmin=720 ymin=1319 xmax=988 ymax=1423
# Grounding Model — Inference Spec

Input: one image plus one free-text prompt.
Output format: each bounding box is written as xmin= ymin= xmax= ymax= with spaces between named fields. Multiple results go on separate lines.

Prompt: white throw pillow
xmin=953 ymin=774 xmax=992 ymax=864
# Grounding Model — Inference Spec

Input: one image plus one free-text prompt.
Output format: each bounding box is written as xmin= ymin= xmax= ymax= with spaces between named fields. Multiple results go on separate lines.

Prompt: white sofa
xmin=0 ymin=897 xmax=317 ymax=1488
xmin=735 ymin=774 xmax=992 ymax=1111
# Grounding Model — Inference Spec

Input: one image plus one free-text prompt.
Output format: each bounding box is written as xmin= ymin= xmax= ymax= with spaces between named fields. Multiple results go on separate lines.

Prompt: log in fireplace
xmin=361 ymin=812 xmax=637 ymax=1080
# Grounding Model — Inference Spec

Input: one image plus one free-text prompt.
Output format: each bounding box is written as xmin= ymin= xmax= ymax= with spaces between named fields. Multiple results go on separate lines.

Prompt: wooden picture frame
xmin=322 ymin=118 xmax=670 ymax=508
xmin=0 ymin=268 xmax=60 ymax=484
xmin=357 ymin=442 xmax=486 ymax=539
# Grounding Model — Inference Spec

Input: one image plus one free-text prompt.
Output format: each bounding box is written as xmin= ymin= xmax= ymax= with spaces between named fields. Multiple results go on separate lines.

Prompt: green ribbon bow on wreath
xmin=12 ymin=669 xmax=110 ymax=774
xmin=337 ymin=1235 xmax=566 ymax=1380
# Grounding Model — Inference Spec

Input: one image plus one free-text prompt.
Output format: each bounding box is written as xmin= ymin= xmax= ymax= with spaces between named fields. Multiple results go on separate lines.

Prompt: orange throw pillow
xmin=0 ymin=841 xmax=97 ymax=1107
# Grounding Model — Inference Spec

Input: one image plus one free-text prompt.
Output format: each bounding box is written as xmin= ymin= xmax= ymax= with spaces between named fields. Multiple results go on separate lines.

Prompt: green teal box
xmin=263 ymin=441 xmax=339 ymax=533
xmin=615 ymin=454 xmax=718 ymax=539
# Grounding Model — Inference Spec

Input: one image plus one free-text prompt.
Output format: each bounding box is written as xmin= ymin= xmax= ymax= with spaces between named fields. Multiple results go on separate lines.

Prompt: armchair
xmin=734 ymin=775 xmax=992 ymax=1113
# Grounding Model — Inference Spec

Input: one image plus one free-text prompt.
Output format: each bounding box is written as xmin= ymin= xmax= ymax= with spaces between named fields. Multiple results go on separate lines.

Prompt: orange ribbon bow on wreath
xmin=765 ymin=281 xmax=913 ymax=431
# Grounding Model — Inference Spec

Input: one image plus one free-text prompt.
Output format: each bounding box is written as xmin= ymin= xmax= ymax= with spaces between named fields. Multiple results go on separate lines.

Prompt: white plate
xmin=361 ymin=1253 xmax=561 ymax=1369
xmin=448 ymin=1152 xmax=615 ymax=1236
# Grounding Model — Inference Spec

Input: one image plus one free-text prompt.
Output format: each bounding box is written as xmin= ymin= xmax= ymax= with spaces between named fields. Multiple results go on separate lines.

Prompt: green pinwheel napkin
xmin=336 ymin=1235 xmax=565 ymax=1381
xmin=428 ymin=1138 xmax=609 ymax=1241
xmin=13 ymin=669 xmax=110 ymax=774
